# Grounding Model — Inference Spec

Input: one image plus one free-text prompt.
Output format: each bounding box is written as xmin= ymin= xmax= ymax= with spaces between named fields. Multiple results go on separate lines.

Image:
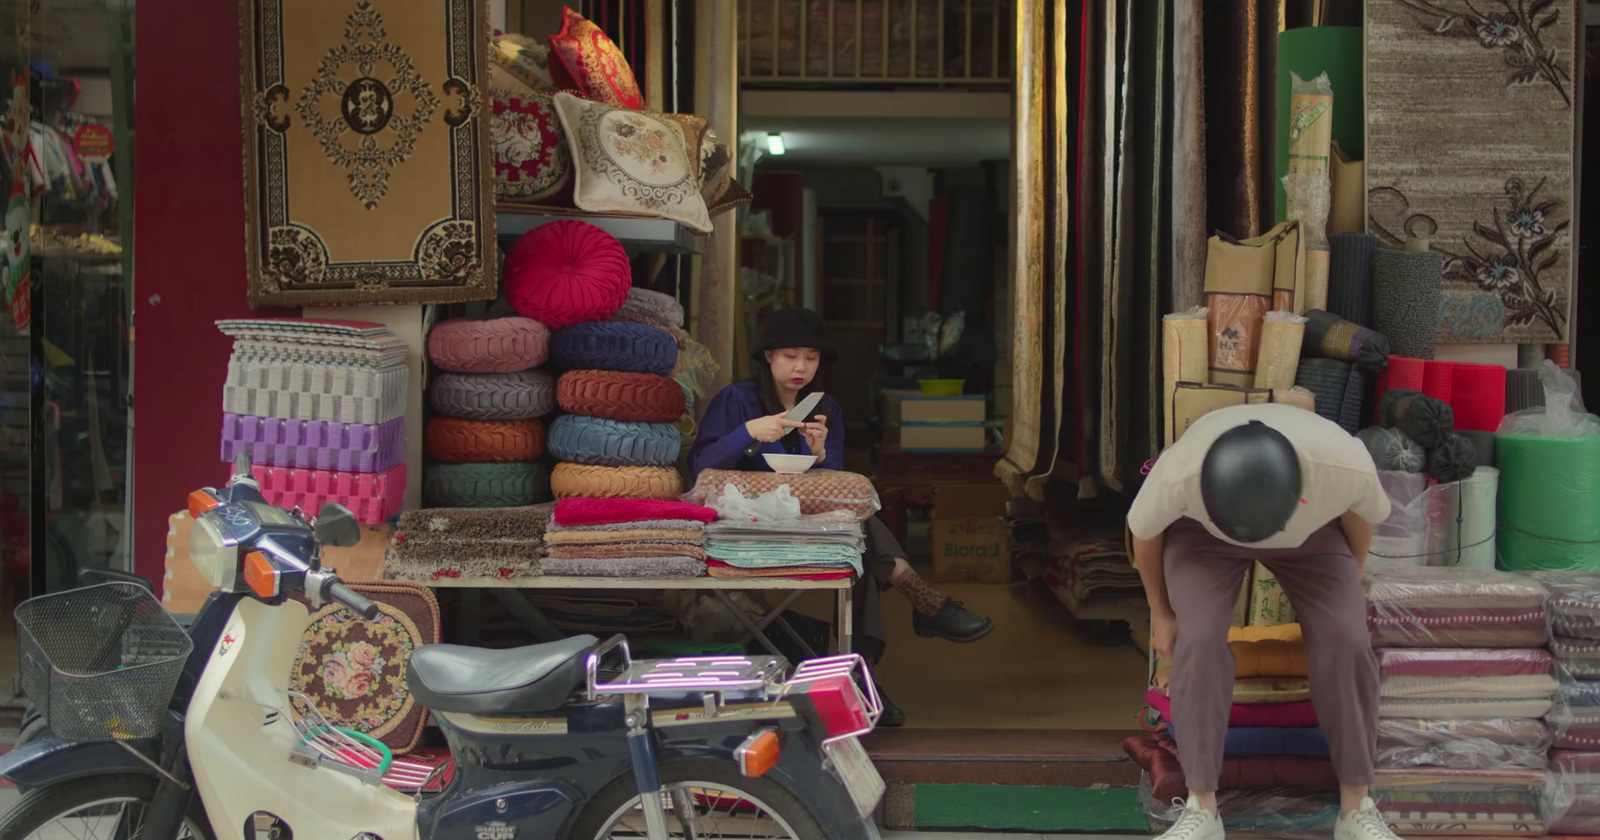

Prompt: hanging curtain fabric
xmin=1170 ymin=0 xmax=1208 ymax=312
xmin=1202 ymin=0 xmax=1279 ymax=239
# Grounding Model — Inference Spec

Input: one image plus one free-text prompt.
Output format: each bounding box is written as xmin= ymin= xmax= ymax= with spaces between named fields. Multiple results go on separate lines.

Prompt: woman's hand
xmin=745 ymin=413 xmax=804 ymax=443
xmin=801 ymin=414 xmax=828 ymax=460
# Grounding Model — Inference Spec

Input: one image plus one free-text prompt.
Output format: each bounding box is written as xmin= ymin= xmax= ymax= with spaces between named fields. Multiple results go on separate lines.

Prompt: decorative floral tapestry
xmin=1366 ymin=0 xmax=1576 ymax=344
xmin=240 ymin=0 xmax=498 ymax=306
xmin=290 ymin=580 xmax=440 ymax=754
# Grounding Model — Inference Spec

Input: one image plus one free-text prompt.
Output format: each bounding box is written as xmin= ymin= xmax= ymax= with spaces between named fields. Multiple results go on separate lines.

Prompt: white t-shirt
xmin=1126 ymin=403 xmax=1391 ymax=549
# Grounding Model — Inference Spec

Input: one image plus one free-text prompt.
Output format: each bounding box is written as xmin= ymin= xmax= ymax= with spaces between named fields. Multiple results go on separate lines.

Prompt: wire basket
xmin=16 ymin=583 xmax=193 ymax=741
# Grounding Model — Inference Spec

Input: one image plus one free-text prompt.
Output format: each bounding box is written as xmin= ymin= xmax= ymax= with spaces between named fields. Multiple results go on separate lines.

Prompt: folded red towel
xmin=553 ymin=497 xmax=717 ymax=527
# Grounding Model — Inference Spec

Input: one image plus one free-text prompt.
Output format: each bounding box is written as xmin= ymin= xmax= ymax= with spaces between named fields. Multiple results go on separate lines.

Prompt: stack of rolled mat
xmin=703 ymin=520 xmax=864 ymax=579
xmin=1372 ymin=767 xmax=1547 ymax=835
xmin=1365 ymin=568 xmax=1551 ymax=649
xmin=542 ymin=498 xmax=716 ymax=577
xmin=216 ymin=319 xmax=409 ymax=522
xmin=1294 ymin=357 xmax=1365 ymax=433
xmin=385 ymin=504 xmax=552 ymax=582
xmin=424 ymin=315 xmax=557 ymax=509
xmin=1043 ymin=536 xmax=1145 ymax=608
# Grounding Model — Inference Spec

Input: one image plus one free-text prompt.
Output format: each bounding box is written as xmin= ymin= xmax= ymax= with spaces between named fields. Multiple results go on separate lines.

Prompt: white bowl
xmin=763 ymin=453 xmax=818 ymax=475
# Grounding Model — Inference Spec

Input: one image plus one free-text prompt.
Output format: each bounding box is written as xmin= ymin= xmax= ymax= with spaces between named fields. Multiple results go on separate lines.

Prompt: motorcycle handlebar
xmin=324 ymin=580 xmax=379 ymax=620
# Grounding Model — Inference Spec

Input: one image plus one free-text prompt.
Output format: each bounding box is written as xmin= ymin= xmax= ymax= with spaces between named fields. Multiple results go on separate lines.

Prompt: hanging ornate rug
xmin=1366 ymin=0 xmax=1575 ymax=344
xmin=240 ymin=0 xmax=498 ymax=307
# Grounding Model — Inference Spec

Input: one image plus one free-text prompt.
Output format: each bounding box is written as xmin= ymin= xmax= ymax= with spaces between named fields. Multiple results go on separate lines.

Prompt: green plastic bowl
xmin=918 ymin=379 xmax=965 ymax=397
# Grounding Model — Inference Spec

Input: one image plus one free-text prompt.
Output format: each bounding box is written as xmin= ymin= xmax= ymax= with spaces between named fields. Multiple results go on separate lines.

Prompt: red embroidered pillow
xmin=547 ymin=7 xmax=644 ymax=111
xmin=492 ymin=89 xmax=573 ymax=203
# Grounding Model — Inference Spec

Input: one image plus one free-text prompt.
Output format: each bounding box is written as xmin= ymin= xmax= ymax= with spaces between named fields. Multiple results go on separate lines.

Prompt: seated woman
xmin=689 ymin=307 xmax=995 ymax=726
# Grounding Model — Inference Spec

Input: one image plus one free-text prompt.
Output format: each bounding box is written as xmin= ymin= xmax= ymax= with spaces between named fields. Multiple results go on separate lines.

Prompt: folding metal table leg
xmin=489 ymin=588 xmax=565 ymax=642
xmin=711 ymin=589 xmax=803 ymax=657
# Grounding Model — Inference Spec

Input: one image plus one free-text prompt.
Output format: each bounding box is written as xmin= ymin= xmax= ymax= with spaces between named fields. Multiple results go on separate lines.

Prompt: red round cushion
xmin=556 ymin=370 xmax=686 ymax=422
xmin=503 ymin=220 xmax=630 ymax=329
xmin=425 ymin=418 xmax=546 ymax=463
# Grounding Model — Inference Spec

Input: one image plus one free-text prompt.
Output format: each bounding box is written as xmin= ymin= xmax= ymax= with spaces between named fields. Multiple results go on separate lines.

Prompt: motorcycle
xmin=0 ymin=456 xmax=887 ymax=840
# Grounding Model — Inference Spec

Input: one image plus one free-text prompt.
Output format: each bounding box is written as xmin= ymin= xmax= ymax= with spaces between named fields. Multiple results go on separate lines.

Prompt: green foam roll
xmin=1496 ymin=434 xmax=1600 ymax=571
xmin=1275 ymin=26 xmax=1364 ymax=222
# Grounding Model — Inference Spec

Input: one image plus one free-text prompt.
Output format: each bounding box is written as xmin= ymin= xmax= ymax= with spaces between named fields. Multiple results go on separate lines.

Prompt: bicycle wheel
xmin=569 ymin=759 xmax=827 ymax=840
xmin=0 ymin=775 xmax=213 ymax=840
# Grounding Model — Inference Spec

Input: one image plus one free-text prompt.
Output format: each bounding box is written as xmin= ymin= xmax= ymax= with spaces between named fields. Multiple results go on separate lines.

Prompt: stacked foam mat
xmin=1538 ymin=573 xmax=1600 ymax=834
xmin=1366 ymin=568 xmax=1554 ymax=836
xmin=423 ymin=315 xmax=556 ymax=508
xmin=1137 ymin=624 xmax=1339 ymax=833
xmin=216 ymin=319 xmax=408 ymax=523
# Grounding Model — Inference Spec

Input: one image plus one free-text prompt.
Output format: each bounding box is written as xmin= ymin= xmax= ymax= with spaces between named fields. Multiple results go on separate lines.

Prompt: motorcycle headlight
xmin=188 ymin=513 xmax=239 ymax=591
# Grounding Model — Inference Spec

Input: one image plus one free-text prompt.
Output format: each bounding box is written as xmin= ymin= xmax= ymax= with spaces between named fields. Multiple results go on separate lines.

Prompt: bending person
xmin=689 ymin=307 xmax=995 ymax=726
xmin=1127 ymin=404 xmax=1401 ymax=840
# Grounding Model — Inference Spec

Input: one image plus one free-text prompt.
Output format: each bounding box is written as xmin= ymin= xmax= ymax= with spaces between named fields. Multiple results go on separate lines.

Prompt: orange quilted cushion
xmin=425 ymin=418 xmax=546 ymax=463
xmin=550 ymin=463 xmax=683 ymax=500
xmin=1230 ymin=624 xmax=1308 ymax=678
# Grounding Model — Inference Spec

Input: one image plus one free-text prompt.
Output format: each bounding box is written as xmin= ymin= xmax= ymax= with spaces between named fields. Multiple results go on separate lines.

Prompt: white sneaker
xmin=1335 ymin=797 xmax=1403 ymax=840
xmin=1156 ymin=797 xmax=1225 ymax=840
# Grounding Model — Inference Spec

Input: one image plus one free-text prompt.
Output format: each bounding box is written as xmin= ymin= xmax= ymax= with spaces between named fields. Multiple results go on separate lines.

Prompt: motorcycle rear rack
xmin=285 ymin=692 xmax=450 ymax=791
xmin=585 ymin=635 xmax=883 ymax=735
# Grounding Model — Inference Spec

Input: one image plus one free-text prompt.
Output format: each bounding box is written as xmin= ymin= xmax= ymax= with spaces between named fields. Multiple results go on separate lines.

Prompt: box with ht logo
xmin=931 ymin=516 xmax=1011 ymax=584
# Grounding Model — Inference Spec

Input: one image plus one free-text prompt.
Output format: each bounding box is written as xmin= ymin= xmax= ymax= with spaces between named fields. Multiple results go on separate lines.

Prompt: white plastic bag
xmin=710 ymin=484 xmax=802 ymax=522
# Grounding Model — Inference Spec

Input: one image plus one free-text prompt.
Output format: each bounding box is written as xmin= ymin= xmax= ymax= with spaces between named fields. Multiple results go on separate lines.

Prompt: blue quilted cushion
xmin=549 ymin=322 xmax=677 ymax=376
xmin=1168 ymin=725 xmax=1330 ymax=758
xmin=547 ymin=414 xmax=681 ymax=468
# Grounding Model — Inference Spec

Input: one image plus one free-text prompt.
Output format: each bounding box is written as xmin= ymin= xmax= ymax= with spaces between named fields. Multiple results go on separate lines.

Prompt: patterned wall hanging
xmin=1366 ymin=0 xmax=1576 ymax=344
xmin=240 ymin=0 xmax=498 ymax=307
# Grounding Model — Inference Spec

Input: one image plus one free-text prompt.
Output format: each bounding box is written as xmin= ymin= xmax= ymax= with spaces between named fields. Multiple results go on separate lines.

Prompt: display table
xmin=415 ymin=575 xmax=854 ymax=658
xmin=875 ymin=443 xmax=1005 ymax=546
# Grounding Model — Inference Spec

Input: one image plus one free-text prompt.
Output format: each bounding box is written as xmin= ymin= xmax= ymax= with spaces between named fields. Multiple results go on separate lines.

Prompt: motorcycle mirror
xmin=314 ymin=503 xmax=361 ymax=548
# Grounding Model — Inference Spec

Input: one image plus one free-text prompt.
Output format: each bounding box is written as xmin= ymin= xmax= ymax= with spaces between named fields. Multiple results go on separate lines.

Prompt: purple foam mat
xmin=220 ymin=414 xmax=406 ymax=473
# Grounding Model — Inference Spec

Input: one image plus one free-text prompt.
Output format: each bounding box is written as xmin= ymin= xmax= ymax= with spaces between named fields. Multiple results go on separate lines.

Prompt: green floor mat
xmin=914 ymin=783 xmax=1148 ymax=833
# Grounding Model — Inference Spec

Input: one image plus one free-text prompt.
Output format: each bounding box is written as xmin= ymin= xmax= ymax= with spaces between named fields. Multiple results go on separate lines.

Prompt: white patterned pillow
xmin=551 ymin=93 xmax=712 ymax=233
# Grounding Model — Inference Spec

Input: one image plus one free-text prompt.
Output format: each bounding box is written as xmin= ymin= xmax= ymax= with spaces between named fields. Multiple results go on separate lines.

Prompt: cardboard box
xmin=879 ymin=388 xmax=922 ymax=428
xmin=934 ymin=483 xmax=1013 ymax=520
xmin=900 ymin=423 xmax=986 ymax=451
xmin=902 ymin=396 xmax=986 ymax=424
xmin=932 ymin=517 xmax=1011 ymax=584
xmin=1169 ymin=382 xmax=1272 ymax=443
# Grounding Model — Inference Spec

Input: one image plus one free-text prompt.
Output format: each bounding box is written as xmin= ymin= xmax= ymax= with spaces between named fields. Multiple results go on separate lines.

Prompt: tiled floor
xmin=873 ymin=579 xmax=1149 ymax=730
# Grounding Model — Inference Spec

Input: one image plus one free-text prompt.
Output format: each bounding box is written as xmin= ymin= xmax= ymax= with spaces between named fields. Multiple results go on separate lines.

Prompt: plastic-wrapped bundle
xmin=1373 ymin=767 xmax=1547 ymax=836
xmin=1141 ymin=773 xmax=1339 ymax=837
xmin=1554 ymin=638 xmax=1600 ymax=680
xmin=1378 ymin=388 xmax=1455 ymax=449
xmin=1380 ymin=647 xmax=1554 ymax=677
xmin=1545 ymin=750 xmax=1600 ymax=834
xmin=1532 ymin=572 xmax=1600 ymax=640
xmin=1550 ymin=674 xmax=1600 ymax=751
xmin=1497 ymin=360 xmax=1600 ymax=572
xmin=1365 ymin=567 xmax=1550 ymax=648
xmin=1358 ymin=426 xmax=1425 ymax=472
xmin=1376 ymin=718 xmax=1552 ymax=770
xmin=1426 ymin=432 xmax=1479 ymax=484
xmin=1124 ymin=733 xmax=1337 ymax=803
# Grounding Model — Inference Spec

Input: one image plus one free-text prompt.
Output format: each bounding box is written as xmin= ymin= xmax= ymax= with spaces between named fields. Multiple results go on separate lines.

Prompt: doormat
xmin=912 ymin=783 xmax=1148 ymax=833
xmin=240 ymin=0 xmax=499 ymax=307
xmin=1365 ymin=0 xmax=1576 ymax=344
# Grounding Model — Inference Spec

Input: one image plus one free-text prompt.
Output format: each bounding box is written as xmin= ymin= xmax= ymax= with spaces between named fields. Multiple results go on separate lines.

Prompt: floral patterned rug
xmin=290 ymin=580 xmax=440 ymax=754
xmin=1366 ymin=0 xmax=1575 ymax=345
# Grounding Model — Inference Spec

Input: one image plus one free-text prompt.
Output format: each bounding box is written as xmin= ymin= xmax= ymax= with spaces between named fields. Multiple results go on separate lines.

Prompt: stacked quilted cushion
xmin=215 ymin=319 xmax=409 ymax=523
xmin=607 ymin=287 xmax=715 ymax=447
xmin=543 ymin=498 xmax=716 ymax=578
xmin=423 ymin=315 xmax=556 ymax=510
xmin=1362 ymin=568 xmax=1556 ymax=835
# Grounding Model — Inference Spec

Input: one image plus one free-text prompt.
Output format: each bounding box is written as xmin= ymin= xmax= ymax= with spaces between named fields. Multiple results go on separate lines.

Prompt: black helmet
xmin=1199 ymin=421 xmax=1302 ymax=544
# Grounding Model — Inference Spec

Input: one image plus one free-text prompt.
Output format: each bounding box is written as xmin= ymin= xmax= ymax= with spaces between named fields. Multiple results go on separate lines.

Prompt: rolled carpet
xmin=1328 ymin=232 xmax=1375 ymax=326
xmin=1378 ymin=389 xmax=1454 ymax=449
xmin=1303 ymin=309 xmax=1390 ymax=372
xmin=1294 ymin=358 xmax=1351 ymax=427
xmin=1338 ymin=367 xmax=1366 ymax=435
xmin=1371 ymin=248 xmax=1442 ymax=361
xmin=1498 ymin=433 xmax=1600 ymax=571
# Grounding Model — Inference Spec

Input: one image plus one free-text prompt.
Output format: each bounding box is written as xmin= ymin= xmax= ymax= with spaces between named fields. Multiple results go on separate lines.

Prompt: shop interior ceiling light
xmin=766 ymin=133 xmax=786 ymax=156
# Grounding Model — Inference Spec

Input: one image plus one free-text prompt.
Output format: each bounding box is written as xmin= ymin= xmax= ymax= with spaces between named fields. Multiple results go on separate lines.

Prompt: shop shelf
xmin=495 ymin=205 xmax=703 ymax=255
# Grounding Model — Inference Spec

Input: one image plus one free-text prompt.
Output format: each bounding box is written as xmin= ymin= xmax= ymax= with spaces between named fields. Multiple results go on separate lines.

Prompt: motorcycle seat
xmin=406 ymin=635 xmax=599 ymax=715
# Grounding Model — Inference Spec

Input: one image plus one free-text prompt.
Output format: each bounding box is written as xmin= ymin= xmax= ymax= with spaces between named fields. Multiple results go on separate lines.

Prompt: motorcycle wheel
xmin=569 ymin=759 xmax=827 ymax=840
xmin=0 ymin=775 xmax=214 ymax=840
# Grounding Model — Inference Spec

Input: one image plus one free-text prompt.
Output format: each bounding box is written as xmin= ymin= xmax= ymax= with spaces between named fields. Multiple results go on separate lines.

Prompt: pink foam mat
xmin=252 ymin=464 xmax=406 ymax=524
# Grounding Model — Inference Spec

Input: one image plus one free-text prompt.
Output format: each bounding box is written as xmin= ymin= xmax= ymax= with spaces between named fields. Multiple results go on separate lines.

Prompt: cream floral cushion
xmin=551 ymin=92 xmax=712 ymax=233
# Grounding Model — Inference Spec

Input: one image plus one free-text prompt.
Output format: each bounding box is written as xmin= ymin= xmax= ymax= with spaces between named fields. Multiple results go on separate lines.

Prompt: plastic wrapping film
xmin=683 ymin=470 xmax=881 ymax=521
xmin=1366 ymin=470 xmax=1500 ymax=570
xmin=1532 ymin=571 xmax=1600 ymax=640
xmin=1141 ymin=773 xmax=1339 ymax=838
xmin=1547 ymin=672 xmax=1600 ymax=751
xmin=1376 ymin=718 xmax=1552 ymax=770
xmin=1359 ymin=427 xmax=1425 ymax=473
xmin=1544 ymin=750 xmax=1600 ymax=835
xmin=1283 ymin=173 xmax=1332 ymax=313
xmin=1373 ymin=767 xmax=1547 ymax=836
xmin=1364 ymin=567 xmax=1550 ymax=648
xmin=1254 ymin=310 xmax=1307 ymax=390
xmin=1497 ymin=360 xmax=1600 ymax=572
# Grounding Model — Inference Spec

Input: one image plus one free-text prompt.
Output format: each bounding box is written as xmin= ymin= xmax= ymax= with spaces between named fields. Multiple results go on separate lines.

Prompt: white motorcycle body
xmin=184 ymin=597 xmax=419 ymax=840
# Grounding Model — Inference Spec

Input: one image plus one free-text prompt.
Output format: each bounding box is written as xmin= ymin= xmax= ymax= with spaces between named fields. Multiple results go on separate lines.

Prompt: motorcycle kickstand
xmin=624 ymin=694 xmax=673 ymax=840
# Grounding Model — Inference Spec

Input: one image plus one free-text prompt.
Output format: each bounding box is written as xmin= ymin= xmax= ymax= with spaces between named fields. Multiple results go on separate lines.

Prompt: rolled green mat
xmin=1497 ymin=434 xmax=1600 ymax=571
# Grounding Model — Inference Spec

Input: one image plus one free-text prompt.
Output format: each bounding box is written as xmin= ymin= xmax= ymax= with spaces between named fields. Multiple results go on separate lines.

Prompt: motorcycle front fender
xmin=0 ymin=732 xmax=161 ymax=789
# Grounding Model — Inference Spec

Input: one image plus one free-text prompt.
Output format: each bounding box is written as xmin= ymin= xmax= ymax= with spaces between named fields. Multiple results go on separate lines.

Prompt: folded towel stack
xmin=542 ymin=498 xmax=716 ymax=578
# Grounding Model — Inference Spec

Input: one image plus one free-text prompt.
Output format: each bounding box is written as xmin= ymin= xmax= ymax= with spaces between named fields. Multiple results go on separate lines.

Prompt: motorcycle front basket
xmin=16 ymin=582 xmax=193 ymax=741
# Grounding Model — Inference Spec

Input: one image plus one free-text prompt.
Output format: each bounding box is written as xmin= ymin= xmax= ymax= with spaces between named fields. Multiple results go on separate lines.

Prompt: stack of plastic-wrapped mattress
xmin=1534 ymin=573 xmax=1600 ymax=835
xmin=1367 ymin=567 xmax=1554 ymax=837
xmin=217 ymin=318 xmax=407 ymax=523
